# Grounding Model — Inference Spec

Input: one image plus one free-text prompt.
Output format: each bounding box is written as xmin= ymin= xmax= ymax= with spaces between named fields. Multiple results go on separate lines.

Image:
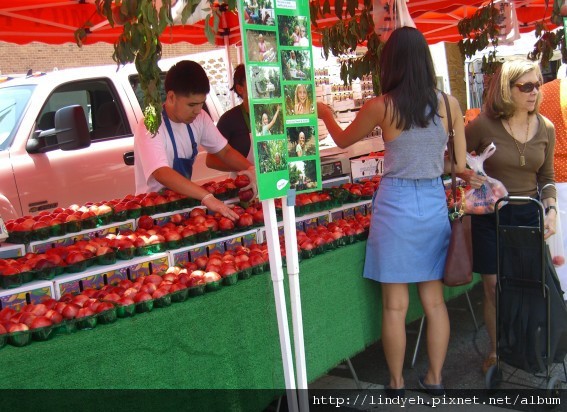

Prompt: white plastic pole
xmin=220 ymin=10 xmax=235 ymax=108
xmin=282 ymin=198 xmax=309 ymax=412
xmin=262 ymin=198 xmax=299 ymax=412
xmin=465 ymin=61 xmax=472 ymax=109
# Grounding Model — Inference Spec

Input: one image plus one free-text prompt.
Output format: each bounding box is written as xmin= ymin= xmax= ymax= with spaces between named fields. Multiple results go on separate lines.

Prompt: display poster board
xmin=238 ymin=0 xmax=322 ymax=201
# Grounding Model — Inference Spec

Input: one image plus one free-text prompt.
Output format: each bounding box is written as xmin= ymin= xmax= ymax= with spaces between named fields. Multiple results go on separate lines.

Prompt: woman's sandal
xmin=418 ymin=375 xmax=445 ymax=397
xmin=482 ymin=354 xmax=497 ymax=375
xmin=384 ymin=385 xmax=405 ymax=399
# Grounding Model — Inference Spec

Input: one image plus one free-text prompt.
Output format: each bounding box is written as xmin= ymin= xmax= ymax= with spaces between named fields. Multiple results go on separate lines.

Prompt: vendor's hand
xmin=457 ymin=169 xmax=486 ymax=189
xmin=201 ymin=194 xmax=239 ymax=221
xmin=238 ymin=166 xmax=258 ymax=200
xmin=544 ymin=211 xmax=557 ymax=240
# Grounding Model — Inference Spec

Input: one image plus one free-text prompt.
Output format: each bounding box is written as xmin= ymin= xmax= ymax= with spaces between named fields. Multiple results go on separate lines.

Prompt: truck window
xmin=0 ymin=85 xmax=34 ymax=151
xmin=34 ymin=79 xmax=131 ymax=143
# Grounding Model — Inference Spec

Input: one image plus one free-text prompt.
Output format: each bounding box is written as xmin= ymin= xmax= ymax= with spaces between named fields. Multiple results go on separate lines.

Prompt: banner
xmin=238 ymin=0 xmax=322 ymax=201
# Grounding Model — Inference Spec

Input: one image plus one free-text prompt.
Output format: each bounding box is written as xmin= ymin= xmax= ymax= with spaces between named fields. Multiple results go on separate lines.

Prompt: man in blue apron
xmin=134 ymin=60 xmax=256 ymax=221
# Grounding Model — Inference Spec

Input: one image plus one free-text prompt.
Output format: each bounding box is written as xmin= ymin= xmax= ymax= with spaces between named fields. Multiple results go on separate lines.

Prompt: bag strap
xmin=441 ymin=92 xmax=460 ymax=216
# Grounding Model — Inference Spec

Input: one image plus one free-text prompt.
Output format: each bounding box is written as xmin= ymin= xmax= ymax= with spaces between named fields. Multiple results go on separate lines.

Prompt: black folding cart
xmin=486 ymin=196 xmax=567 ymax=393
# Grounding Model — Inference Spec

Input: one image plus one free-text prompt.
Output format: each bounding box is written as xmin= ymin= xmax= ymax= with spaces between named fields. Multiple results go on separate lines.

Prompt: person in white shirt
xmin=134 ymin=60 xmax=256 ymax=221
xmin=298 ymin=26 xmax=309 ymax=47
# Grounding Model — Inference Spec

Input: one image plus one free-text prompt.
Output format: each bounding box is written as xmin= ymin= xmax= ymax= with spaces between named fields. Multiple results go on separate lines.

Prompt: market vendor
xmin=134 ymin=60 xmax=256 ymax=221
xmin=206 ymin=64 xmax=253 ymax=166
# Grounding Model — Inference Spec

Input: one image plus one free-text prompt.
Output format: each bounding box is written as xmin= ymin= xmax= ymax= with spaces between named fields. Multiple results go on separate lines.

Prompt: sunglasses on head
xmin=514 ymin=81 xmax=541 ymax=93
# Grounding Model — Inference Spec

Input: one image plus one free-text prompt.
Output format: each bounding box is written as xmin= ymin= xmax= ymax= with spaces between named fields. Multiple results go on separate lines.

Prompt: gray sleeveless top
xmin=383 ymin=114 xmax=447 ymax=180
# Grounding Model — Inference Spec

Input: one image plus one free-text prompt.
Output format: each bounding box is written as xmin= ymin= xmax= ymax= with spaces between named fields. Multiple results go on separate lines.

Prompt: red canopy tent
xmin=312 ymin=0 xmax=558 ymax=45
xmin=0 ymin=0 xmax=559 ymax=47
xmin=0 ymin=0 xmax=241 ymax=46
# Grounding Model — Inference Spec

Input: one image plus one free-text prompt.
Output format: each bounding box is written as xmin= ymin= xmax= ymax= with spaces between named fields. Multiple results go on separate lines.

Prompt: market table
xmin=0 ymin=241 xmax=478 ymax=411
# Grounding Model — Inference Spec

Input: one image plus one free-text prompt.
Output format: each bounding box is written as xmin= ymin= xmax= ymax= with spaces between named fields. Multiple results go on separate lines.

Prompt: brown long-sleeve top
xmin=465 ymin=112 xmax=556 ymax=201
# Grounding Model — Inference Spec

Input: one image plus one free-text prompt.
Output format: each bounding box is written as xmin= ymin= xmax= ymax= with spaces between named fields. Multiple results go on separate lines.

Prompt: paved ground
xmin=266 ymin=283 xmax=567 ymax=412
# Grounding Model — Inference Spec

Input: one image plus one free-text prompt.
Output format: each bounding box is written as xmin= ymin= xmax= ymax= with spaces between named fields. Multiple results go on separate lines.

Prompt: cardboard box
xmin=27 ymin=220 xmax=135 ymax=253
xmin=168 ymin=229 xmax=259 ymax=267
xmin=0 ymin=243 xmax=26 ymax=259
xmin=330 ymin=200 xmax=372 ymax=222
xmin=138 ymin=208 xmax=193 ymax=228
xmin=257 ymin=211 xmax=331 ymax=243
xmin=350 ymin=154 xmax=384 ymax=183
xmin=0 ymin=280 xmax=54 ymax=311
xmin=53 ymin=253 xmax=170 ymax=298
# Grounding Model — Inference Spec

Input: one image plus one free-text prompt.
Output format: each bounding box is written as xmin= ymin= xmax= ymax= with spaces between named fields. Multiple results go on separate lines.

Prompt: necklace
xmin=506 ymin=116 xmax=530 ymax=167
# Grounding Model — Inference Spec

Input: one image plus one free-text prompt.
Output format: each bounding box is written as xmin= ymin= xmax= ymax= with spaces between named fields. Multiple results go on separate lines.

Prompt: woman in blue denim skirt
xmin=317 ymin=27 xmax=467 ymax=396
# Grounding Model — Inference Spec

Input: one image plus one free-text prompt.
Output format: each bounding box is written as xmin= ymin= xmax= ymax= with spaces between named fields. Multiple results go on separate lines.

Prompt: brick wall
xmin=0 ymin=41 xmax=232 ymax=74
xmin=444 ymin=42 xmax=467 ymax=112
xmin=1 ymin=41 xmax=468 ymax=111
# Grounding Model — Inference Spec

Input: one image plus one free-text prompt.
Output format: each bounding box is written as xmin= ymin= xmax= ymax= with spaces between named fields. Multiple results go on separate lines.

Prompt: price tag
xmin=0 ymin=217 xmax=8 ymax=242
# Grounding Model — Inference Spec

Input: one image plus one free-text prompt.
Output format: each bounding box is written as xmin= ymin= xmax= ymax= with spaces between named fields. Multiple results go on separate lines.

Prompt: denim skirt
xmin=363 ymin=176 xmax=450 ymax=283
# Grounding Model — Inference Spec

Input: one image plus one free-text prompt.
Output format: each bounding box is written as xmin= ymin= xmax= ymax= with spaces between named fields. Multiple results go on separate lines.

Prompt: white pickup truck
xmin=0 ymin=57 xmax=227 ymax=222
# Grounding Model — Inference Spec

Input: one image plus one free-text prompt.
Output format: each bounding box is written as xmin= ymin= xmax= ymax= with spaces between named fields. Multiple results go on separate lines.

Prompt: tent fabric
xmin=312 ymin=0 xmax=557 ymax=45
xmin=0 ymin=0 xmax=558 ymax=46
xmin=0 ymin=0 xmax=241 ymax=46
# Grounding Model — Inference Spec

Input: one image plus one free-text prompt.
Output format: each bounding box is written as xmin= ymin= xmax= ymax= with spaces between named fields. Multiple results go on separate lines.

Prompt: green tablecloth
xmin=0 ymin=241 xmax=477 ymax=410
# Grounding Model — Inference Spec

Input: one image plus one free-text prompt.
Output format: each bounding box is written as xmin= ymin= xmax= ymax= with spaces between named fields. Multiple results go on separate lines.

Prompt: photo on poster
xmin=257 ymin=139 xmax=288 ymax=174
xmin=287 ymin=126 xmax=316 ymax=157
xmin=253 ymin=103 xmax=283 ymax=136
xmin=277 ymin=15 xmax=310 ymax=47
xmin=281 ymin=50 xmax=311 ymax=81
xmin=246 ymin=29 xmax=277 ymax=62
xmin=249 ymin=66 xmax=281 ymax=100
xmin=284 ymin=83 xmax=314 ymax=116
xmin=289 ymin=159 xmax=318 ymax=190
xmin=242 ymin=0 xmax=275 ymax=26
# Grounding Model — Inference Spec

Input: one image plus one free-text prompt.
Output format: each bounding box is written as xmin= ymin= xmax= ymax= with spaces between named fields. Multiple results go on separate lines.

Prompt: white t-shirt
xmin=134 ymin=110 xmax=227 ymax=194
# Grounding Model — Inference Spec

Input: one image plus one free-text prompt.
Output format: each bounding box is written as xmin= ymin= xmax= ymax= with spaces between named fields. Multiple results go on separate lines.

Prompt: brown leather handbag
xmin=442 ymin=93 xmax=473 ymax=287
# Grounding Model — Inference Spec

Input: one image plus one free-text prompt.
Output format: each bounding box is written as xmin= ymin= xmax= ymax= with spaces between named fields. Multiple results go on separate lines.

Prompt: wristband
xmin=201 ymin=193 xmax=214 ymax=206
xmin=545 ymin=205 xmax=557 ymax=215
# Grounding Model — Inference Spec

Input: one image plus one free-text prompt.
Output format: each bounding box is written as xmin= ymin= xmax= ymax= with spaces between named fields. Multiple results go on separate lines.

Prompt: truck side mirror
xmin=56 ymin=105 xmax=91 ymax=151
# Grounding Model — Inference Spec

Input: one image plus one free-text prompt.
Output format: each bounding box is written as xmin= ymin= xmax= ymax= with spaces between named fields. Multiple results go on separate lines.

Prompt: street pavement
xmin=266 ymin=283 xmax=567 ymax=412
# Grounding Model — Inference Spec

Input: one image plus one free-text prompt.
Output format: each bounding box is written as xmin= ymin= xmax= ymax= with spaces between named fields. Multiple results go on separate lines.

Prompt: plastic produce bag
xmin=494 ymin=0 xmax=520 ymax=46
xmin=540 ymin=184 xmax=565 ymax=267
xmin=373 ymin=0 xmax=416 ymax=42
xmin=464 ymin=143 xmax=508 ymax=214
xmin=373 ymin=0 xmax=394 ymax=42
xmin=394 ymin=0 xmax=416 ymax=29
xmin=548 ymin=205 xmax=565 ymax=267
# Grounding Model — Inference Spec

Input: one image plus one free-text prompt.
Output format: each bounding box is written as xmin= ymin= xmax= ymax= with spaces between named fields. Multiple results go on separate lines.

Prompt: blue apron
xmin=162 ymin=109 xmax=198 ymax=180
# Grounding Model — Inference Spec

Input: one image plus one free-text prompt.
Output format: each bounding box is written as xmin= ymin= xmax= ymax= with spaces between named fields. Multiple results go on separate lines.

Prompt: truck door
xmin=12 ymin=79 xmax=135 ymax=216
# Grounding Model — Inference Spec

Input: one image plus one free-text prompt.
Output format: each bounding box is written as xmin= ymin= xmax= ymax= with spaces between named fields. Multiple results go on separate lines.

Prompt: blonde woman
xmin=462 ymin=58 xmax=557 ymax=375
xmin=294 ymin=84 xmax=312 ymax=115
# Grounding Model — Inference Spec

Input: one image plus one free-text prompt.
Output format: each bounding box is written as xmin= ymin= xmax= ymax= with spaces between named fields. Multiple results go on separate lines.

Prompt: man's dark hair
xmin=165 ymin=60 xmax=210 ymax=96
xmin=230 ymin=64 xmax=246 ymax=98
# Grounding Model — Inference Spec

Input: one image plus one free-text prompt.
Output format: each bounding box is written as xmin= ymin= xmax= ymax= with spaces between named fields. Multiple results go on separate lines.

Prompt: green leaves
xmin=75 ymin=1 xmax=235 ymax=135
xmin=74 ymin=28 xmax=88 ymax=47
xmin=458 ymin=0 xmax=566 ymax=74
xmin=529 ymin=28 xmax=566 ymax=69
xmin=346 ymin=0 xmax=357 ymax=18
xmin=335 ymin=0 xmax=344 ymax=20
xmin=457 ymin=2 xmax=502 ymax=75
xmin=143 ymin=104 xmax=159 ymax=136
xmin=310 ymin=1 xmax=320 ymax=27
xmin=322 ymin=0 xmax=331 ymax=16
xmin=313 ymin=0 xmax=380 ymax=91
